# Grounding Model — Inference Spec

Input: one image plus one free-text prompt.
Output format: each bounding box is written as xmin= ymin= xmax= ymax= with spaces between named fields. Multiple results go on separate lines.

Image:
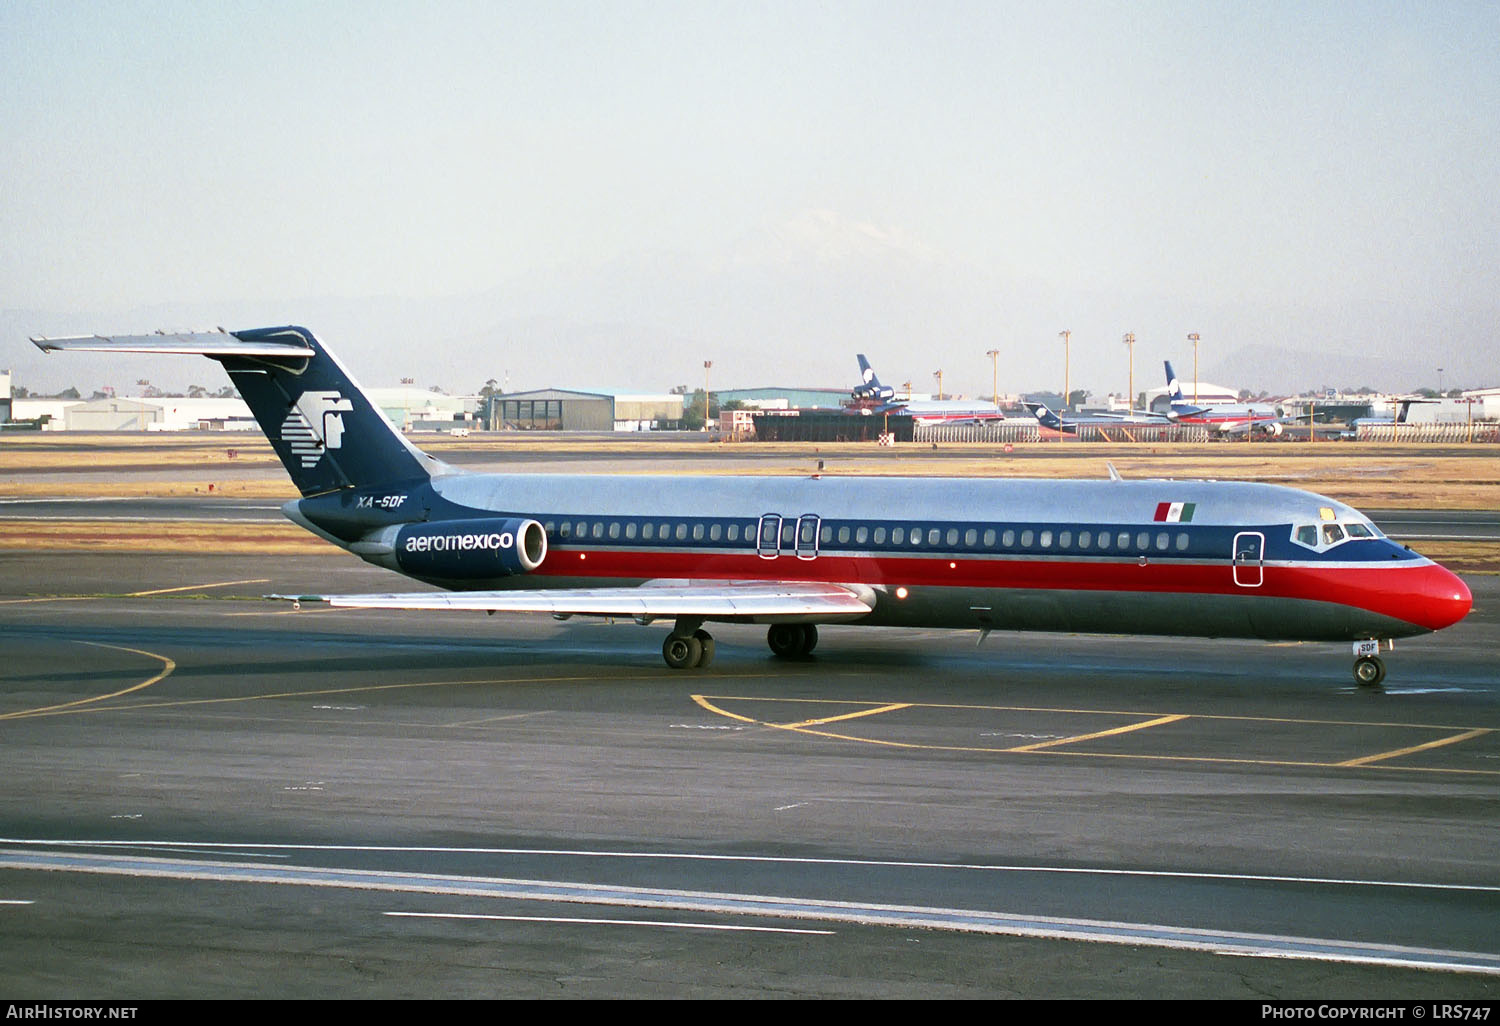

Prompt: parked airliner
xmin=1162 ymin=361 xmax=1297 ymax=435
xmin=853 ymin=355 xmax=1005 ymax=424
xmin=1023 ymin=402 xmax=1170 ymax=434
xmin=34 ymin=327 xmax=1471 ymax=685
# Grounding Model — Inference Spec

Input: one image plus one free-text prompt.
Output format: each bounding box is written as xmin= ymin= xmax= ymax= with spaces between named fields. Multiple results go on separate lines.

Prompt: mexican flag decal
xmin=1154 ymin=501 xmax=1196 ymax=523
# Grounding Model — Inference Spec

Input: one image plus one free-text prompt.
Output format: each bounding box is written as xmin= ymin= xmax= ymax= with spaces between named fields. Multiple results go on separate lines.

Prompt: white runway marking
xmin=1 ymin=846 xmax=1495 ymax=975
xmin=385 ymin=911 xmax=833 ymax=935
xmin=4 ymin=837 xmax=1497 ymax=893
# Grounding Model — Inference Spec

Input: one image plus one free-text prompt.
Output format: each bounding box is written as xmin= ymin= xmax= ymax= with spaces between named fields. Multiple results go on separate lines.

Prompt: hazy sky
xmin=4 ymin=1 xmax=1497 ymax=395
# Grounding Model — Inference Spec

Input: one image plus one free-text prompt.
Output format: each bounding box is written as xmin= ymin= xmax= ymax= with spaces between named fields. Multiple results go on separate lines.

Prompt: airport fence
xmin=914 ymin=422 xmax=1213 ymax=443
xmin=1354 ymin=423 xmax=1500 ymax=443
xmin=915 ymin=422 xmax=1040 ymax=443
xmin=1072 ymin=424 xmax=1212 ymax=443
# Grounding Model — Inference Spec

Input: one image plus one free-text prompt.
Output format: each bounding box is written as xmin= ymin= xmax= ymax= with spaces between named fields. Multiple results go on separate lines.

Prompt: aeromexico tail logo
xmin=281 ymin=390 xmax=354 ymax=468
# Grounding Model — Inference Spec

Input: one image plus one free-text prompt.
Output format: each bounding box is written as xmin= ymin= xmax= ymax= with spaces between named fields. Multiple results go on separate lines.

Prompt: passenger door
xmin=1233 ymin=531 xmax=1265 ymax=587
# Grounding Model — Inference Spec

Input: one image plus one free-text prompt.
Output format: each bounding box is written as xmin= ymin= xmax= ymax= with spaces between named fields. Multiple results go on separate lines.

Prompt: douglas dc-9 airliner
xmin=33 ymin=327 xmax=1471 ymax=686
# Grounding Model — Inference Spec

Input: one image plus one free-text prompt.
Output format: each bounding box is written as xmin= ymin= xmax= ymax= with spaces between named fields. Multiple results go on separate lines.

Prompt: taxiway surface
xmin=0 ymin=550 xmax=1496 ymax=998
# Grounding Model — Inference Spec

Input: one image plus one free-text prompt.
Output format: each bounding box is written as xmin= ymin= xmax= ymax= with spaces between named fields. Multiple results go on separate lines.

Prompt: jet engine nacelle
xmin=1256 ymin=421 xmax=1285 ymax=436
xmin=394 ymin=518 xmax=547 ymax=580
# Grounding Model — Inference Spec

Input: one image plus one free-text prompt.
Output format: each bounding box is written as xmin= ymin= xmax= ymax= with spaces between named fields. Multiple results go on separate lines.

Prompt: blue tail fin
xmin=853 ymin=354 xmax=895 ymax=401
xmin=224 ymin=327 xmax=440 ymax=495
xmin=1164 ymin=361 xmax=1184 ymax=403
xmin=32 ymin=326 xmax=444 ymax=496
xmin=1023 ymin=401 xmax=1065 ymax=430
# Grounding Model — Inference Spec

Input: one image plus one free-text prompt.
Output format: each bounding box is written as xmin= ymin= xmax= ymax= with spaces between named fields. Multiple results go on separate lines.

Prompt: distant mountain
xmin=1206 ymin=344 xmax=1460 ymax=396
xmin=5 ymin=209 xmax=1494 ymax=398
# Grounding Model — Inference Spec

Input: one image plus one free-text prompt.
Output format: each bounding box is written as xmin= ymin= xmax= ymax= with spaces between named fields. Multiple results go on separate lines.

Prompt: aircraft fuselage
xmin=288 ymin=473 xmax=1470 ymax=644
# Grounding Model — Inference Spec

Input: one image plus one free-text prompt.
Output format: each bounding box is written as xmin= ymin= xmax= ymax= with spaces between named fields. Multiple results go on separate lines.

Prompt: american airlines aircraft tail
xmin=33 ymin=326 xmax=1472 ymax=687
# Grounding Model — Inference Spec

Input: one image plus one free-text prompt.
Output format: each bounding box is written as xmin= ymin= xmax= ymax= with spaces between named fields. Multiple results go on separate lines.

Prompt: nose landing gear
xmin=1352 ymin=639 xmax=1389 ymax=687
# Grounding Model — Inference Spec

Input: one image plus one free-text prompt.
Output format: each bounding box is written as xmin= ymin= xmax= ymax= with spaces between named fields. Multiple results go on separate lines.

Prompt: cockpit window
xmin=1322 ymin=524 xmax=1345 ymax=545
xmin=1295 ymin=525 xmax=1318 ymax=547
xmin=1345 ymin=522 xmax=1374 ymax=538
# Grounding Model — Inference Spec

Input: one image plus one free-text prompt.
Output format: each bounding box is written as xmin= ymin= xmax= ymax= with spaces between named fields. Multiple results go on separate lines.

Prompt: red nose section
xmin=1402 ymin=562 xmax=1473 ymax=632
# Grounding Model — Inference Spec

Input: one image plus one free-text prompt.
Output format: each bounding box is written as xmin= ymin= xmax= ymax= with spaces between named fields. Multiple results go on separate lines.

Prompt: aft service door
xmin=1233 ymin=531 xmax=1265 ymax=587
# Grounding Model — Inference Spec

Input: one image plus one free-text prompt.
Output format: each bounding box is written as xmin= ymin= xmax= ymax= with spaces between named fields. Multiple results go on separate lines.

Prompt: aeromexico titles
xmin=33 ymin=327 xmax=1471 ymax=686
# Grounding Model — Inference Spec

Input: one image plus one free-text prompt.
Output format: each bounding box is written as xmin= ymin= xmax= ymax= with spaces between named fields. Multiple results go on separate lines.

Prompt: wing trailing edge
xmin=285 ymin=580 xmax=877 ymax=621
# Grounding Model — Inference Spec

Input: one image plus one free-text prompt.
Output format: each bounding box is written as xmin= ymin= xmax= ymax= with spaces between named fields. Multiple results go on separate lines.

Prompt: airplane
xmin=1022 ymin=401 xmax=1170 ymax=434
xmin=1342 ymin=397 xmax=1440 ymax=438
xmin=32 ymin=326 xmax=1471 ymax=687
xmin=851 ymin=355 xmax=1005 ymax=424
xmin=1161 ymin=361 xmax=1296 ymax=435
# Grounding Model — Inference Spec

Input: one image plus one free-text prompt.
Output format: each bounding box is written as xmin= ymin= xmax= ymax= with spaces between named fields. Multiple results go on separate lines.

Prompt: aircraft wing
xmin=280 ymin=579 xmax=877 ymax=622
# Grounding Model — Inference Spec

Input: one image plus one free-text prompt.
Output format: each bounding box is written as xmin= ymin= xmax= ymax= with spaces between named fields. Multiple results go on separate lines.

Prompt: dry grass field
xmin=1 ymin=432 xmax=1496 ymax=569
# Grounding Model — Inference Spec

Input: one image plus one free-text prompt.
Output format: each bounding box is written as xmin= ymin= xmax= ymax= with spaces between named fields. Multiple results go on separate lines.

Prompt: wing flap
xmin=31 ymin=330 xmax=316 ymax=359
xmin=296 ymin=580 xmax=876 ymax=621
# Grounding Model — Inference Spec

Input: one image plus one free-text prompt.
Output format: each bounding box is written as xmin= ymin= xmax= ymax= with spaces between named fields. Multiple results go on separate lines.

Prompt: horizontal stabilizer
xmin=31 ymin=331 xmax=315 ymax=359
xmin=282 ymin=580 xmax=876 ymax=621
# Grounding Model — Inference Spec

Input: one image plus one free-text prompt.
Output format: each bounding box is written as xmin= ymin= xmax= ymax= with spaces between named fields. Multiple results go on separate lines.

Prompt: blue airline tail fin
xmin=1164 ymin=361 xmax=1184 ymax=403
xmin=853 ymin=354 xmax=895 ymax=401
xmin=1023 ymin=401 xmax=1065 ymax=430
xmin=32 ymin=326 xmax=446 ymax=497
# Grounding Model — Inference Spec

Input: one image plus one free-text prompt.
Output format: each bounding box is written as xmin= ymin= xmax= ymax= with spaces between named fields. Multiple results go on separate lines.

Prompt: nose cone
xmin=1414 ymin=562 xmax=1472 ymax=632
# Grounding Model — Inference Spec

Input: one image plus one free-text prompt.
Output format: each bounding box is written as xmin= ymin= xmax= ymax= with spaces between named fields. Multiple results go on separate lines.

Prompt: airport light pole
xmin=703 ymin=360 xmax=712 ymax=431
xmin=986 ymin=349 xmax=1000 ymax=405
xmin=1122 ymin=333 xmax=1136 ymax=413
xmin=1187 ymin=332 xmax=1200 ymax=405
xmin=1058 ymin=330 xmax=1071 ymax=411
xmin=934 ymin=369 xmax=943 ymax=401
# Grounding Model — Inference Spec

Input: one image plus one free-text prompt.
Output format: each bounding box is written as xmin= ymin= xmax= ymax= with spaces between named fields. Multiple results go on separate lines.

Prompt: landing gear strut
xmin=1352 ymin=640 xmax=1388 ymax=687
xmin=767 ymin=623 xmax=818 ymax=659
xmin=662 ymin=619 xmax=715 ymax=669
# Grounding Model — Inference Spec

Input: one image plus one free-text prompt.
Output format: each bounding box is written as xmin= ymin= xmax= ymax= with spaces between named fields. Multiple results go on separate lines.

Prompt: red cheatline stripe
xmin=514 ymin=547 xmax=1462 ymax=630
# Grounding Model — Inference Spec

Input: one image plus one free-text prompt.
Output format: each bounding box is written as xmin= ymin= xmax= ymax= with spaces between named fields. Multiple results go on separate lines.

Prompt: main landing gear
xmin=1352 ymin=639 xmax=1389 ymax=687
xmin=660 ymin=621 xmax=821 ymax=669
xmin=662 ymin=623 xmax=716 ymax=669
xmin=767 ymin=623 xmax=818 ymax=659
